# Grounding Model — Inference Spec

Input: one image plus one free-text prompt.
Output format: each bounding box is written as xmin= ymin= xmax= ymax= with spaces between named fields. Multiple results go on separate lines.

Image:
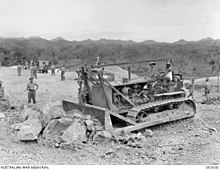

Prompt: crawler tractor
xmin=63 ymin=59 xmax=196 ymax=135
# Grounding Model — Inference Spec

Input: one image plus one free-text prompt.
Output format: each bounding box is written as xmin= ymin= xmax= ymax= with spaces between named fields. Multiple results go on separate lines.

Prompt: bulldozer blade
xmin=62 ymin=99 xmax=114 ymax=132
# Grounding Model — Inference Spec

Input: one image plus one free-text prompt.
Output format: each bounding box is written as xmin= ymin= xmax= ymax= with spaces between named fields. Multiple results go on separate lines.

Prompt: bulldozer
xmin=62 ymin=58 xmax=196 ymax=135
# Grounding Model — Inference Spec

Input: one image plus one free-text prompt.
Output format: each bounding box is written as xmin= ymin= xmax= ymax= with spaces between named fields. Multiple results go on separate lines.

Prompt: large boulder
xmin=42 ymin=106 xmax=66 ymax=128
xmin=42 ymin=118 xmax=72 ymax=139
xmin=19 ymin=105 xmax=29 ymax=122
xmin=61 ymin=120 xmax=87 ymax=144
xmin=19 ymin=107 xmax=32 ymax=122
xmin=41 ymin=101 xmax=62 ymax=117
xmin=19 ymin=105 xmax=41 ymax=122
xmin=28 ymin=111 xmax=42 ymax=121
xmin=18 ymin=119 xmax=42 ymax=141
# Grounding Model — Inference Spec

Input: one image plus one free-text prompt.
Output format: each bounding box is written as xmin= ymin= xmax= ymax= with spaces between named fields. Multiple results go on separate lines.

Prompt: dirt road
xmin=0 ymin=67 xmax=220 ymax=165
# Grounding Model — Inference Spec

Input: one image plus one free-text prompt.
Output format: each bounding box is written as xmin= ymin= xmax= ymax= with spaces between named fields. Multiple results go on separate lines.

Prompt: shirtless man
xmin=164 ymin=61 xmax=173 ymax=81
xmin=149 ymin=62 xmax=157 ymax=79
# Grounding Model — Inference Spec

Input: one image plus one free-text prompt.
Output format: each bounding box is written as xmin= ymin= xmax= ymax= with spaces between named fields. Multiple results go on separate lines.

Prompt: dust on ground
xmin=0 ymin=67 xmax=220 ymax=165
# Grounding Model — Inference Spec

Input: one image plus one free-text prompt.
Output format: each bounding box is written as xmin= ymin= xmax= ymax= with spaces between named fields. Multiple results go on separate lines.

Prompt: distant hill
xmin=173 ymin=39 xmax=189 ymax=44
xmin=140 ymin=40 xmax=161 ymax=45
xmin=0 ymin=36 xmax=220 ymax=77
xmin=50 ymin=37 xmax=68 ymax=42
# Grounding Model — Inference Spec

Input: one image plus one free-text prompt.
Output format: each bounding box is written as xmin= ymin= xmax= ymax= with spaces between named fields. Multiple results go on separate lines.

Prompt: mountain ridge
xmin=0 ymin=36 xmax=219 ymax=78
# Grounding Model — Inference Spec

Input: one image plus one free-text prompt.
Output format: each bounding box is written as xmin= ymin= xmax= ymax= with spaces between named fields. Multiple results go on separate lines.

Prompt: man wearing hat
xmin=149 ymin=62 xmax=157 ymax=79
xmin=26 ymin=77 xmax=39 ymax=104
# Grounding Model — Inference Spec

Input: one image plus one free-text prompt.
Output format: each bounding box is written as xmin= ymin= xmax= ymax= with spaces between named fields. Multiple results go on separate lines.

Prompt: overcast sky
xmin=0 ymin=0 xmax=220 ymax=42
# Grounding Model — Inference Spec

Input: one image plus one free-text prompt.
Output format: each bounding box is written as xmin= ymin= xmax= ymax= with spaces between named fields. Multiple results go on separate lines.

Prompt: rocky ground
xmin=0 ymin=67 xmax=220 ymax=165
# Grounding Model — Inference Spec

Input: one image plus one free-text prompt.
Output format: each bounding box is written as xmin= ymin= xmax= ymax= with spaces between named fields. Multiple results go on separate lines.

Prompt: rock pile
xmin=16 ymin=105 xmax=43 ymax=141
xmin=12 ymin=101 xmax=151 ymax=149
xmin=12 ymin=101 xmax=109 ymax=147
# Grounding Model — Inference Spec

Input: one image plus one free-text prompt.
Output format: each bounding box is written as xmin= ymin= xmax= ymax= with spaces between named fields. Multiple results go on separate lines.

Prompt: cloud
xmin=0 ymin=0 xmax=219 ymax=42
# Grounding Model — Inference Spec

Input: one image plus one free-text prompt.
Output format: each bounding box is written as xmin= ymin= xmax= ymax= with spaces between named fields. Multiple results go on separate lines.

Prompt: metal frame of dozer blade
xmin=62 ymin=66 xmax=140 ymax=136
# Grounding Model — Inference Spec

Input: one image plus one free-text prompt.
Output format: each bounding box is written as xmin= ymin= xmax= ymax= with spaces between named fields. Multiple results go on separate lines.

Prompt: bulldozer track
xmin=126 ymin=97 xmax=196 ymax=126
xmin=136 ymin=97 xmax=195 ymax=111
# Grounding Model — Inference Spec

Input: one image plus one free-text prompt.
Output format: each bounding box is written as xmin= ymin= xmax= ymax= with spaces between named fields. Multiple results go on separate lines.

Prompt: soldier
xmin=149 ymin=62 xmax=157 ymax=79
xmin=164 ymin=60 xmax=173 ymax=81
xmin=51 ymin=64 xmax=55 ymax=76
xmin=29 ymin=64 xmax=34 ymax=78
xmin=61 ymin=65 xmax=65 ymax=81
xmin=26 ymin=78 xmax=39 ymax=104
xmin=17 ymin=63 xmax=22 ymax=76
xmin=25 ymin=61 xmax=28 ymax=69
xmin=33 ymin=64 xmax=38 ymax=79
xmin=187 ymin=78 xmax=195 ymax=100
xmin=204 ymin=78 xmax=212 ymax=102
xmin=160 ymin=60 xmax=173 ymax=88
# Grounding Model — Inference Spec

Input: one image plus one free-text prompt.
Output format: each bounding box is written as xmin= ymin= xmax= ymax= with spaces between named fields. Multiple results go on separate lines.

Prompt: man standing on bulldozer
xmin=157 ymin=60 xmax=173 ymax=89
xmin=149 ymin=62 xmax=157 ymax=80
xmin=164 ymin=60 xmax=173 ymax=81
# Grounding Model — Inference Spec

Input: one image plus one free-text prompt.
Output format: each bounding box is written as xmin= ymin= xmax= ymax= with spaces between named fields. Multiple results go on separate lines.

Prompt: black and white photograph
xmin=0 ymin=0 xmax=220 ymax=168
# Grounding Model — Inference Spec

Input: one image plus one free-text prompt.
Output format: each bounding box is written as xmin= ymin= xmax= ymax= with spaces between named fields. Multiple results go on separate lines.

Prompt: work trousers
xmin=33 ymin=70 xmax=37 ymax=78
xmin=30 ymin=70 xmax=34 ymax=78
xmin=28 ymin=91 xmax=36 ymax=104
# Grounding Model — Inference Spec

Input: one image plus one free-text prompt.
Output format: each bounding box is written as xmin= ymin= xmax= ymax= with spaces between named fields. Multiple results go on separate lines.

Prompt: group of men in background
xmin=16 ymin=62 xmax=65 ymax=81
xmin=15 ymin=62 xmax=66 ymax=104
xmin=186 ymin=77 xmax=212 ymax=102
